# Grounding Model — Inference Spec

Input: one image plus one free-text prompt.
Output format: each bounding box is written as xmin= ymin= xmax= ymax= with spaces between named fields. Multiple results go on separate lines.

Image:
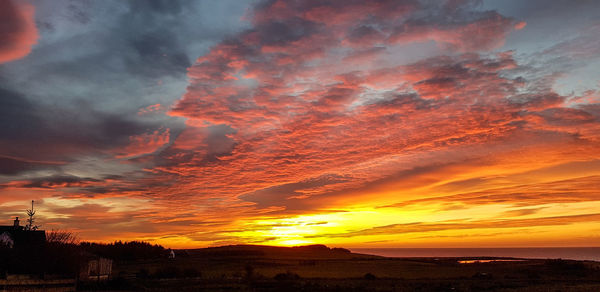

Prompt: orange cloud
xmin=137 ymin=104 xmax=164 ymax=115
xmin=129 ymin=1 xmax=598 ymax=247
xmin=514 ymin=21 xmax=527 ymax=30
xmin=3 ymin=0 xmax=599 ymax=249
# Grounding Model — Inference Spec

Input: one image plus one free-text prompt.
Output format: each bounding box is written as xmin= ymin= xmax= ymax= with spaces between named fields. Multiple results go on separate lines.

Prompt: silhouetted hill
xmin=180 ymin=244 xmax=375 ymax=260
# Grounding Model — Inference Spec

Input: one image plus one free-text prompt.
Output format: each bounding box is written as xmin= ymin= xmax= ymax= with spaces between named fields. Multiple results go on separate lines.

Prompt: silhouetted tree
xmin=45 ymin=230 xmax=82 ymax=276
xmin=79 ymin=240 xmax=167 ymax=261
xmin=25 ymin=200 xmax=38 ymax=231
xmin=46 ymin=230 xmax=79 ymax=245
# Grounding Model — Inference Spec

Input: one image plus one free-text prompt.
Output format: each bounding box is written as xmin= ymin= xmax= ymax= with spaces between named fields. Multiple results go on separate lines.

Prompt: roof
xmin=0 ymin=226 xmax=23 ymax=232
xmin=0 ymin=226 xmax=46 ymax=247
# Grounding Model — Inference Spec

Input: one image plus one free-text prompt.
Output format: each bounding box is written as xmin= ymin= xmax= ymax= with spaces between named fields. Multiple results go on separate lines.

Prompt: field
xmin=84 ymin=245 xmax=600 ymax=291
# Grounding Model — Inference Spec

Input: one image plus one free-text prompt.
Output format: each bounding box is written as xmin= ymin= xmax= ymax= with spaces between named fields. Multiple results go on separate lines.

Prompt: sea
xmin=350 ymin=247 xmax=600 ymax=262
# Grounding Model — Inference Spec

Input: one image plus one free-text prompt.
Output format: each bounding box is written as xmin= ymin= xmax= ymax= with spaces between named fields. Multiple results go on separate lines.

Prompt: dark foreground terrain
xmin=82 ymin=244 xmax=600 ymax=292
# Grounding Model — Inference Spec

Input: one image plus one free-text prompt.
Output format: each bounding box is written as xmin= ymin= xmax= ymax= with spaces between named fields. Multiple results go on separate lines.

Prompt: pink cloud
xmin=115 ymin=128 xmax=170 ymax=159
xmin=388 ymin=12 xmax=517 ymax=51
xmin=0 ymin=0 xmax=38 ymax=63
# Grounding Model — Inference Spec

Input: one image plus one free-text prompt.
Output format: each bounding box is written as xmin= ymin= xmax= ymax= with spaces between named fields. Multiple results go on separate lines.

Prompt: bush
xmin=136 ymin=268 xmax=149 ymax=279
xmin=545 ymin=259 xmax=588 ymax=277
xmin=363 ymin=273 xmax=377 ymax=280
xmin=153 ymin=266 xmax=181 ymax=279
xmin=274 ymin=271 xmax=301 ymax=281
xmin=183 ymin=267 xmax=200 ymax=278
xmin=244 ymin=265 xmax=254 ymax=279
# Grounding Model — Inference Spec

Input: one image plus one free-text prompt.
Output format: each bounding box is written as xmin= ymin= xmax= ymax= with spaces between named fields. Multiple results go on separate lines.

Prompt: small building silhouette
xmin=0 ymin=217 xmax=46 ymax=249
xmin=79 ymin=253 xmax=113 ymax=282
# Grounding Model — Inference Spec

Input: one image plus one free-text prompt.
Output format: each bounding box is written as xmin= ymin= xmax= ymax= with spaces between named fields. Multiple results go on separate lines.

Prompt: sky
xmin=0 ymin=0 xmax=599 ymax=249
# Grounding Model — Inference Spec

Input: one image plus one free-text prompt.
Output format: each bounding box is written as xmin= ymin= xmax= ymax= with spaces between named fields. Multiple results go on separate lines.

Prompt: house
xmin=1 ymin=216 xmax=113 ymax=282
xmin=0 ymin=217 xmax=46 ymax=249
xmin=0 ymin=217 xmax=48 ymax=280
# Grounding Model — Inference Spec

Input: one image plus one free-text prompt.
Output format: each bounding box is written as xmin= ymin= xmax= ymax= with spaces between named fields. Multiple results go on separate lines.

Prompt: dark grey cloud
xmin=0 ymin=156 xmax=58 ymax=176
xmin=0 ymin=0 xmax=252 ymax=180
xmin=0 ymin=85 xmax=167 ymax=163
xmin=18 ymin=174 xmax=99 ymax=189
xmin=0 ymin=87 xmax=43 ymax=140
xmin=129 ymin=32 xmax=191 ymax=78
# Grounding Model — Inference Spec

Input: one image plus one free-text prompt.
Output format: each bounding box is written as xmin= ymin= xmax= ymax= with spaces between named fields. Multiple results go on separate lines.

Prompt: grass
xmin=94 ymin=245 xmax=600 ymax=291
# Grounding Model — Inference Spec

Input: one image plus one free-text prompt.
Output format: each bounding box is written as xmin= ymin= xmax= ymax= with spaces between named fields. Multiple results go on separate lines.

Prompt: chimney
xmin=13 ymin=217 xmax=19 ymax=228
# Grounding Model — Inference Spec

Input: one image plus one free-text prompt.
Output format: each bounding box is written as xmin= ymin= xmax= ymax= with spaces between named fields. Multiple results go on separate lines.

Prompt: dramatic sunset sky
xmin=1 ymin=0 xmax=599 ymax=248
